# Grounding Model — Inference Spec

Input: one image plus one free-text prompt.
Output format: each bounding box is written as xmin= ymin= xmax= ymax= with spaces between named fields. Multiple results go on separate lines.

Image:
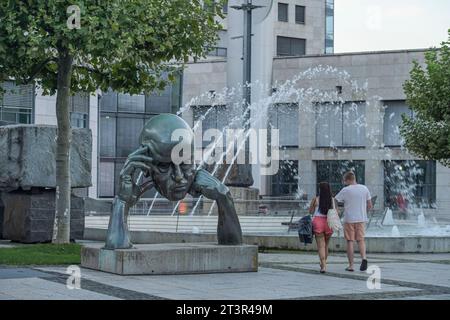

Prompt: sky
xmin=334 ymin=0 xmax=450 ymax=53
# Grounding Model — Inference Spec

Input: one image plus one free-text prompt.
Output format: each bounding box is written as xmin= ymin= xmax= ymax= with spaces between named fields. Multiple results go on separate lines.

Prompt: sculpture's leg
xmin=104 ymin=197 xmax=133 ymax=249
xmin=216 ymin=190 xmax=243 ymax=245
xmin=191 ymin=169 xmax=243 ymax=245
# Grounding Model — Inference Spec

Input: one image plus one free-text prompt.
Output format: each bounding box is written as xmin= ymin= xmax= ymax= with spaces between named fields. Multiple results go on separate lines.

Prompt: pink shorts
xmin=312 ymin=216 xmax=333 ymax=236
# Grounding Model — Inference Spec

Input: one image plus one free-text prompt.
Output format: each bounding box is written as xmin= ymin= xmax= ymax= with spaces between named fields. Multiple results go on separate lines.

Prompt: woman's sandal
xmin=345 ymin=267 xmax=354 ymax=272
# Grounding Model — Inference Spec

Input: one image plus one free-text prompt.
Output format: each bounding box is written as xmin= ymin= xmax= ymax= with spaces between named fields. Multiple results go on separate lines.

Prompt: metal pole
xmin=243 ymin=0 xmax=252 ymax=106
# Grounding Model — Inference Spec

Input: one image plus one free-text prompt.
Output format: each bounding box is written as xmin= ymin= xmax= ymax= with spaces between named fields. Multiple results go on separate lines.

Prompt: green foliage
xmin=401 ymin=30 xmax=450 ymax=167
xmin=0 ymin=243 xmax=81 ymax=265
xmin=0 ymin=0 xmax=223 ymax=94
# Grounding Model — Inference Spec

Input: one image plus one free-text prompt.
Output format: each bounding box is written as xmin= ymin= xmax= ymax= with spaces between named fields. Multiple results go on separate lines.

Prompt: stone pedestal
xmin=81 ymin=243 xmax=258 ymax=275
xmin=1 ymin=190 xmax=84 ymax=243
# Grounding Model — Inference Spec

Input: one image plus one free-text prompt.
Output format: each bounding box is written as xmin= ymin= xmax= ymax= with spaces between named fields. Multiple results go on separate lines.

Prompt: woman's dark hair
xmin=318 ymin=182 xmax=333 ymax=215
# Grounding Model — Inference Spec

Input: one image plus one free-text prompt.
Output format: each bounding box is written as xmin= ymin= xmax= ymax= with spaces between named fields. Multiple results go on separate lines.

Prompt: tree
xmin=0 ymin=0 xmax=223 ymax=243
xmin=401 ymin=30 xmax=450 ymax=167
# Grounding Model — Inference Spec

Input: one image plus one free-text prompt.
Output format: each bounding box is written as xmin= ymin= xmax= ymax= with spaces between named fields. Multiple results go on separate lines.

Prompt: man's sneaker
xmin=360 ymin=259 xmax=368 ymax=271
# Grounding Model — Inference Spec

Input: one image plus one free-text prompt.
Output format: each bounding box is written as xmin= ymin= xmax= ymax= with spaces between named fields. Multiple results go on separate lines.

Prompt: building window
xmin=315 ymin=102 xmax=366 ymax=147
xmin=278 ymin=3 xmax=288 ymax=22
xmin=383 ymin=100 xmax=413 ymax=147
xmin=193 ymin=105 xmax=228 ymax=149
xmin=325 ymin=0 xmax=334 ymax=54
xmin=276 ymin=36 xmax=306 ymax=56
xmin=69 ymin=92 xmax=89 ymax=128
xmin=295 ymin=5 xmax=305 ymax=24
xmin=70 ymin=112 xmax=88 ymax=128
xmin=271 ymin=160 xmax=298 ymax=197
xmin=0 ymin=81 xmax=34 ymax=124
xmin=207 ymin=47 xmax=227 ymax=57
xmin=384 ymin=160 xmax=436 ymax=208
xmin=316 ymin=160 xmax=365 ymax=195
xmin=118 ymin=93 xmax=145 ymax=113
xmin=269 ymin=103 xmax=299 ymax=147
xmin=222 ymin=0 xmax=228 ymax=14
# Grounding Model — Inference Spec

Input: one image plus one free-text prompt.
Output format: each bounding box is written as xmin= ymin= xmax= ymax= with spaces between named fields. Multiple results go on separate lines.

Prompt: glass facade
xmin=98 ymin=74 xmax=183 ymax=198
xmin=193 ymin=105 xmax=228 ymax=149
xmin=325 ymin=0 xmax=334 ymax=54
xmin=316 ymin=102 xmax=366 ymax=147
xmin=383 ymin=100 xmax=413 ymax=147
xmin=271 ymin=160 xmax=299 ymax=197
xmin=269 ymin=103 xmax=299 ymax=147
xmin=316 ymin=160 xmax=365 ymax=195
xmin=384 ymin=160 xmax=436 ymax=208
xmin=0 ymin=81 xmax=34 ymax=125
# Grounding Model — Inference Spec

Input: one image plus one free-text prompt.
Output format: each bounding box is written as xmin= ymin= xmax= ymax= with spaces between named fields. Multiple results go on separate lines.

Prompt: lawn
xmin=0 ymin=243 xmax=81 ymax=265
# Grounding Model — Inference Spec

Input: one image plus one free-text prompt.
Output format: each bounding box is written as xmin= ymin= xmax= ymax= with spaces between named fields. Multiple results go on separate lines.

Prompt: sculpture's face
xmin=139 ymin=114 xmax=196 ymax=201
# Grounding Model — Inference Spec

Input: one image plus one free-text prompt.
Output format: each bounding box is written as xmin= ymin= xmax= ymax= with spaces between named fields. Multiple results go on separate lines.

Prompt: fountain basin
xmin=84 ymin=228 xmax=450 ymax=253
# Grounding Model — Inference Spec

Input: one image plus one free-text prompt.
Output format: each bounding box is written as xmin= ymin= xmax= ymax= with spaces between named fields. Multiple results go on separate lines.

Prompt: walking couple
xmin=309 ymin=171 xmax=373 ymax=273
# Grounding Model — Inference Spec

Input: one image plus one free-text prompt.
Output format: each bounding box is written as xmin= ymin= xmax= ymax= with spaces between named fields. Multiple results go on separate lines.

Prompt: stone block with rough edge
xmin=0 ymin=124 xmax=92 ymax=191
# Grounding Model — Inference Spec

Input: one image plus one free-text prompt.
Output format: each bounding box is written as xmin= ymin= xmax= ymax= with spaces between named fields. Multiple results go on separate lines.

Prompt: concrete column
xmin=88 ymin=92 xmax=99 ymax=199
xmin=436 ymin=163 xmax=450 ymax=219
xmin=365 ymin=159 xmax=384 ymax=211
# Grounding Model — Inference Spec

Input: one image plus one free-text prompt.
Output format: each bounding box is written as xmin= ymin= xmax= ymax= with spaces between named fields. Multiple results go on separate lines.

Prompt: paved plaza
xmin=1 ymin=244 xmax=449 ymax=300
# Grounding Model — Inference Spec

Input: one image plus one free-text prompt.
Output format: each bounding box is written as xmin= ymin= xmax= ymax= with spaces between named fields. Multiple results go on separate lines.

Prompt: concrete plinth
xmin=1 ymin=190 xmax=84 ymax=243
xmin=81 ymin=242 xmax=258 ymax=275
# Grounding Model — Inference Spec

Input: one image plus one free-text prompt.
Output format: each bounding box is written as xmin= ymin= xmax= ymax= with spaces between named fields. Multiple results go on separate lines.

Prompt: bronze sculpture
xmin=105 ymin=114 xmax=243 ymax=249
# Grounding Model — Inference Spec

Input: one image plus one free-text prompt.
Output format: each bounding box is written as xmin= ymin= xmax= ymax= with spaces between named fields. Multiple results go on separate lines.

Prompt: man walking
xmin=335 ymin=171 xmax=373 ymax=272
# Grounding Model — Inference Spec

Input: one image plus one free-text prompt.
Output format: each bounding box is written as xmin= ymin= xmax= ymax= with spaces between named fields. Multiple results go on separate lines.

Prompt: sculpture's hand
xmin=190 ymin=168 xmax=229 ymax=200
xmin=118 ymin=145 xmax=155 ymax=207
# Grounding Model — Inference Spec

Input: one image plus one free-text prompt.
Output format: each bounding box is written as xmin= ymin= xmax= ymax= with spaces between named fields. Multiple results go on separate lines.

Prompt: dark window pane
xmin=384 ymin=160 xmax=436 ymax=208
xmin=316 ymin=103 xmax=343 ymax=147
xmin=269 ymin=104 xmax=299 ymax=147
xmin=70 ymin=112 xmax=88 ymax=128
xmin=343 ymin=102 xmax=366 ymax=146
xmin=100 ymin=115 xmax=116 ymax=157
xmin=146 ymin=87 xmax=172 ymax=114
xmin=70 ymin=92 xmax=89 ymax=114
xmin=116 ymin=116 xmax=144 ymax=157
xmin=222 ymin=0 xmax=228 ymax=14
xmin=100 ymin=89 xmax=117 ymax=112
xmin=0 ymin=81 xmax=33 ymax=108
xmin=271 ymin=160 xmax=298 ymax=196
xmin=291 ymin=38 xmax=306 ymax=56
xmin=295 ymin=5 xmax=305 ymax=24
xmin=278 ymin=3 xmax=288 ymax=22
xmin=118 ymin=93 xmax=145 ymax=113
xmin=98 ymin=161 xmax=115 ymax=197
xmin=277 ymin=37 xmax=290 ymax=56
xmin=277 ymin=36 xmax=305 ymax=56
xmin=383 ymin=101 xmax=413 ymax=146
xmin=316 ymin=160 xmax=365 ymax=195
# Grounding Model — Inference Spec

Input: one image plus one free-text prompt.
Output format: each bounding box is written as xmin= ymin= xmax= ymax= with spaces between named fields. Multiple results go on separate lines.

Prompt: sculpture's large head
xmin=139 ymin=114 xmax=195 ymax=201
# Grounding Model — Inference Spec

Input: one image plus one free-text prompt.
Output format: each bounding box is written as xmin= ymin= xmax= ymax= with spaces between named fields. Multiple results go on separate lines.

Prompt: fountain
xmin=391 ymin=225 xmax=401 ymax=237
xmin=85 ymin=65 xmax=450 ymax=254
xmin=382 ymin=208 xmax=396 ymax=226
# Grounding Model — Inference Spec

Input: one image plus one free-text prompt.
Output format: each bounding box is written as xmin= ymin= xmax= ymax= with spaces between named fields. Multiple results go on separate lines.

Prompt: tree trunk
xmin=52 ymin=49 xmax=73 ymax=244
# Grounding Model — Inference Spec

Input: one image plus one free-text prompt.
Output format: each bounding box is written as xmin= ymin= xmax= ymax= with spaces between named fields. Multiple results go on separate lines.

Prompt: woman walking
xmin=309 ymin=182 xmax=338 ymax=273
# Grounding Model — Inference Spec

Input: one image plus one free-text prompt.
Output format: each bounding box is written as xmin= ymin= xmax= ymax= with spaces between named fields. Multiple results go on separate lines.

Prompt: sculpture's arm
xmin=190 ymin=169 xmax=243 ymax=245
xmin=104 ymin=146 xmax=155 ymax=249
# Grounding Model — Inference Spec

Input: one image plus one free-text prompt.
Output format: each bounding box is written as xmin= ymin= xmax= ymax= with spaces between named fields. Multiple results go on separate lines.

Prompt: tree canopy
xmin=0 ymin=0 xmax=223 ymax=94
xmin=401 ymin=30 xmax=450 ymax=167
